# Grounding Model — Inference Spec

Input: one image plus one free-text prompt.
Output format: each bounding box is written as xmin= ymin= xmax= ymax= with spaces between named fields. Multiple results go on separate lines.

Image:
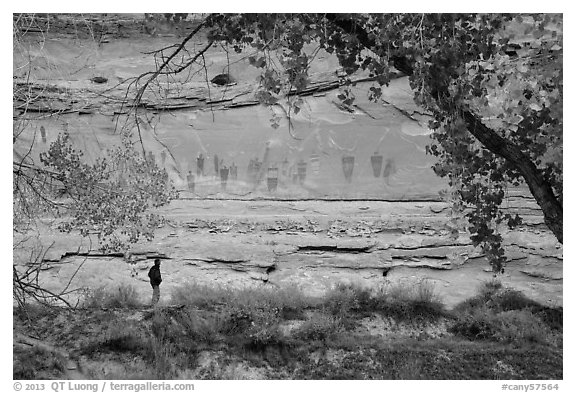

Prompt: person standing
xmin=148 ymin=259 xmax=162 ymax=306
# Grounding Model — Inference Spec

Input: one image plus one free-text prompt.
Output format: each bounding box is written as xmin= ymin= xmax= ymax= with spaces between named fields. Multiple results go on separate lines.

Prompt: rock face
xmin=13 ymin=15 xmax=563 ymax=310
xmin=14 ymin=16 xmax=445 ymax=201
xmin=14 ymin=198 xmax=562 ymax=309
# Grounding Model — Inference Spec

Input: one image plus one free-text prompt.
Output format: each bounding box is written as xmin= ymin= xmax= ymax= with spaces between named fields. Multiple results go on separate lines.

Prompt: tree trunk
xmin=461 ymin=111 xmax=563 ymax=243
xmin=326 ymin=14 xmax=563 ymax=243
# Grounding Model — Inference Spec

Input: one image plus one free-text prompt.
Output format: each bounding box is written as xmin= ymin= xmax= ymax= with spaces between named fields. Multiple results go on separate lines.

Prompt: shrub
xmin=449 ymin=307 xmax=558 ymax=345
xmin=320 ymin=280 xmax=445 ymax=322
xmin=103 ymin=321 xmax=145 ymax=353
xmin=170 ymin=282 xmax=230 ymax=309
xmin=375 ymin=281 xmax=446 ymax=322
xmin=490 ymin=289 xmax=542 ymax=312
xmin=144 ymin=336 xmax=176 ymax=379
xmin=14 ymin=303 xmax=56 ymax=323
xmin=453 ymin=281 xmax=563 ymax=332
xmin=246 ymin=324 xmax=285 ymax=350
xmin=172 ymin=308 xmax=223 ymax=344
xmin=455 ymin=280 xmax=538 ymax=313
xmin=226 ymin=304 xmax=282 ymax=333
xmin=449 ymin=306 xmax=501 ymax=340
xmin=171 ymin=282 xmax=315 ymax=320
xmin=323 ymin=282 xmax=375 ymax=316
xmin=534 ymin=307 xmax=563 ymax=331
xmin=383 ymin=280 xmax=439 ymax=304
xmin=220 ymin=307 xmax=257 ymax=335
xmin=81 ymin=285 xmax=142 ymax=308
xmin=248 ymin=284 xmax=317 ymax=319
xmin=149 ymin=310 xmax=183 ymax=342
xmin=13 ymin=346 xmax=66 ymax=379
xmin=478 ymin=279 xmax=503 ymax=300
xmin=171 ymin=287 xmax=296 ymax=350
xmin=293 ymin=312 xmax=343 ymax=341
xmin=492 ymin=310 xmax=558 ymax=344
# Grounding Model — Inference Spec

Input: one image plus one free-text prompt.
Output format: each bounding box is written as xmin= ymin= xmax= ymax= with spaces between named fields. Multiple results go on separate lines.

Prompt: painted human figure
xmin=187 ymin=171 xmax=195 ymax=193
xmin=197 ymin=153 xmax=204 ymax=176
xmin=40 ymin=126 xmax=47 ymax=144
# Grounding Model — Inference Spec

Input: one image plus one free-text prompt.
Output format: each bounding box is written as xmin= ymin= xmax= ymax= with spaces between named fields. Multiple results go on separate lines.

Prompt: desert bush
xmin=171 ymin=282 xmax=317 ymax=348
xmin=490 ymin=290 xmax=544 ymax=312
xmin=323 ymin=282 xmax=375 ymax=315
xmin=242 ymin=284 xmax=317 ymax=319
xmin=492 ymin=310 xmax=559 ymax=344
xmin=170 ymin=282 xmax=230 ymax=309
xmin=219 ymin=307 xmax=256 ymax=335
xmin=224 ymin=304 xmax=282 ymax=335
xmin=321 ymin=280 xmax=445 ymax=322
xmin=293 ymin=312 xmax=343 ymax=341
xmin=478 ymin=279 xmax=504 ymax=299
xmin=382 ymin=280 xmax=439 ymax=304
xmin=14 ymin=303 xmax=57 ymax=324
xmin=450 ymin=306 xmax=502 ymax=340
xmin=449 ymin=307 xmax=558 ymax=345
xmin=452 ymin=280 xmax=505 ymax=311
xmin=534 ymin=307 xmax=563 ymax=331
xmin=13 ymin=346 xmax=67 ymax=379
xmin=215 ymin=301 xmax=288 ymax=350
xmin=374 ymin=281 xmax=445 ymax=322
xmin=171 ymin=282 xmax=315 ymax=320
xmin=455 ymin=280 xmax=538 ymax=313
xmin=103 ymin=321 xmax=145 ymax=353
xmin=155 ymin=299 xmax=288 ymax=350
xmin=172 ymin=308 xmax=223 ymax=344
xmin=144 ymin=336 xmax=176 ymax=379
xmin=246 ymin=324 xmax=285 ymax=350
xmin=81 ymin=285 xmax=141 ymax=308
xmin=149 ymin=309 xmax=185 ymax=342
xmin=453 ymin=281 xmax=563 ymax=332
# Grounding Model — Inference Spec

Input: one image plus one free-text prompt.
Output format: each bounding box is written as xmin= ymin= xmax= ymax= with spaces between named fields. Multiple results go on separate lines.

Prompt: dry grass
xmin=14 ymin=280 xmax=562 ymax=380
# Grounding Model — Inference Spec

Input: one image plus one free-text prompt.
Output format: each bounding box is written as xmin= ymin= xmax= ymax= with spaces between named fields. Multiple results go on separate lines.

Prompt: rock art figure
xmin=267 ymin=167 xmax=279 ymax=192
xmin=247 ymin=159 xmax=255 ymax=180
xmin=220 ymin=166 xmax=229 ymax=190
xmin=281 ymin=158 xmax=289 ymax=177
xmin=310 ymin=154 xmax=320 ymax=175
xmin=214 ymin=154 xmax=220 ymax=177
xmin=383 ymin=158 xmax=397 ymax=185
xmin=196 ymin=153 xmax=204 ymax=176
xmin=370 ymin=152 xmax=383 ymax=178
xmin=187 ymin=171 xmax=195 ymax=193
xmin=40 ymin=126 xmax=46 ymax=144
xmin=230 ymin=162 xmax=238 ymax=181
xmin=297 ymin=160 xmax=307 ymax=184
xmin=250 ymin=158 xmax=263 ymax=186
xmin=342 ymin=155 xmax=355 ymax=183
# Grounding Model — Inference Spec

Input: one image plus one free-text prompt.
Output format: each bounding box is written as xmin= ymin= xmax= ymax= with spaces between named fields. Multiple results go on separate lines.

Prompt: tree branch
xmin=325 ymin=13 xmax=563 ymax=243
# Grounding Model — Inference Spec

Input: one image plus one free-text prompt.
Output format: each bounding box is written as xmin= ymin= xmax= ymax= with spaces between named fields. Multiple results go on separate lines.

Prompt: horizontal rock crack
xmin=297 ymin=245 xmax=374 ymax=253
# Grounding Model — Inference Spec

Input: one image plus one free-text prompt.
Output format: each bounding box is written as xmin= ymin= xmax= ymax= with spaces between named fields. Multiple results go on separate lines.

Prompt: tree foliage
xmin=39 ymin=133 xmax=176 ymax=252
xmin=13 ymin=14 xmax=177 ymax=253
xmin=197 ymin=13 xmax=562 ymax=271
xmin=13 ymin=14 xmax=177 ymax=305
